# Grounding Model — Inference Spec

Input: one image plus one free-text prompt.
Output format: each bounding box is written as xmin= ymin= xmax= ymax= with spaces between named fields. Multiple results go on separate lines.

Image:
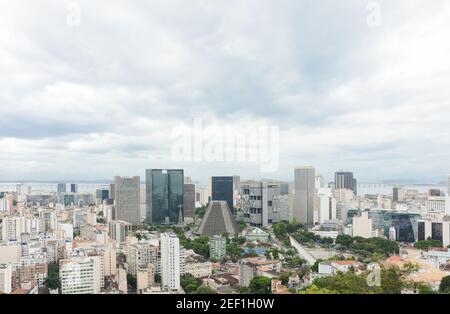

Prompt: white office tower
xmin=318 ymin=189 xmax=337 ymax=224
xmin=60 ymin=256 xmax=101 ymax=294
xmin=0 ymin=264 xmax=12 ymax=294
xmin=160 ymin=233 xmax=181 ymax=291
xmin=352 ymin=212 xmax=373 ymax=239
xmin=448 ymin=174 xmax=450 ymax=195
xmin=294 ymin=166 xmax=316 ymax=225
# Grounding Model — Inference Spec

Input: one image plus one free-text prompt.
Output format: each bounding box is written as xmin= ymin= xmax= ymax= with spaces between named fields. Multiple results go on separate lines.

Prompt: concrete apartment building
xmin=160 ymin=233 xmax=181 ymax=291
xmin=59 ymin=256 xmax=101 ymax=294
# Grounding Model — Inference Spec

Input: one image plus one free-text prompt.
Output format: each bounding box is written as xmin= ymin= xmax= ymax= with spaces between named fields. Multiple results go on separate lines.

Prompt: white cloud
xmin=0 ymin=0 xmax=449 ymax=182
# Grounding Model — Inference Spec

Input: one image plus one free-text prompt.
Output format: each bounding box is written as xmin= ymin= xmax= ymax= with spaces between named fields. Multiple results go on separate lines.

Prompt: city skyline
xmin=1 ymin=1 xmax=450 ymax=182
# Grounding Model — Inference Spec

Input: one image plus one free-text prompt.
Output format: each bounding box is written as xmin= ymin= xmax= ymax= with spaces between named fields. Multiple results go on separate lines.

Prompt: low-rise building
xmin=245 ymin=227 xmax=270 ymax=243
xmin=239 ymin=258 xmax=282 ymax=287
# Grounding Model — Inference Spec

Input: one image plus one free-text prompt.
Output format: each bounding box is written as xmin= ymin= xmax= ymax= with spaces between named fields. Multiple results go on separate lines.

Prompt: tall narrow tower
xmin=294 ymin=166 xmax=315 ymax=225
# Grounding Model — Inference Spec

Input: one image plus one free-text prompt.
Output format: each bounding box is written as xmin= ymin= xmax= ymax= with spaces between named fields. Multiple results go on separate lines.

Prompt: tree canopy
xmin=181 ymin=274 xmax=202 ymax=294
xmin=249 ymin=276 xmax=272 ymax=294
xmin=439 ymin=276 xmax=450 ymax=294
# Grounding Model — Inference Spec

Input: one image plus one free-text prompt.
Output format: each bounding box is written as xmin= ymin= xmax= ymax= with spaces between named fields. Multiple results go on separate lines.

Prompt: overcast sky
xmin=1 ymin=0 xmax=450 ymax=183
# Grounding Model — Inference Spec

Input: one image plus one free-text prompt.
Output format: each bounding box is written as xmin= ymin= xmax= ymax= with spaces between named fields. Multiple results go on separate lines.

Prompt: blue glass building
xmin=212 ymin=176 xmax=234 ymax=211
xmin=146 ymin=169 xmax=184 ymax=225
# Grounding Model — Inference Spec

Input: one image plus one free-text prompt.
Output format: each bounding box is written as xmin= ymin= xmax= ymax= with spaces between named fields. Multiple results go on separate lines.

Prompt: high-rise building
xmin=109 ymin=184 xmax=115 ymax=201
xmin=279 ymin=182 xmax=291 ymax=195
xmin=2 ymin=217 xmax=22 ymax=242
xmin=448 ymin=174 xmax=450 ymax=195
xmin=195 ymin=185 xmax=209 ymax=208
xmin=429 ymin=189 xmax=443 ymax=197
xmin=57 ymin=183 xmax=66 ymax=193
xmin=315 ymin=175 xmax=324 ymax=189
xmin=238 ymin=180 xmax=280 ymax=227
xmin=160 ymin=233 xmax=181 ymax=291
xmin=70 ymin=183 xmax=78 ymax=193
xmin=183 ymin=184 xmax=195 ymax=219
xmin=352 ymin=212 xmax=373 ymax=238
xmin=60 ymin=256 xmax=101 ymax=294
xmin=127 ymin=242 xmax=160 ymax=276
xmin=211 ymin=176 xmax=234 ymax=211
xmin=294 ymin=166 xmax=315 ymax=225
xmin=0 ymin=264 xmax=12 ymax=294
xmin=0 ymin=196 xmax=11 ymax=212
xmin=146 ymin=169 xmax=184 ymax=225
xmin=109 ymin=220 xmax=132 ymax=243
xmin=393 ymin=187 xmax=405 ymax=203
xmin=95 ymin=188 xmax=110 ymax=205
xmin=317 ymin=188 xmax=337 ymax=224
xmin=114 ymin=176 xmax=141 ymax=225
xmin=335 ymin=171 xmax=356 ymax=194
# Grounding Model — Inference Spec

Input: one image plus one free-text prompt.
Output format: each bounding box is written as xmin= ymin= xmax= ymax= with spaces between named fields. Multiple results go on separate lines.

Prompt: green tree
xmin=44 ymin=263 xmax=61 ymax=291
xmin=274 ymin=222 xmax=288 ymax=240
xmin=249 ymin=276 xmax=272 ymax=294
xmin=381 ymin=266 xmax=404 ymax=294
xmin=196 ymin=204 xmax=208 ymax=218
xmin=285 ymin=256 xmax=306 ymax=268
xmin=314 ymin=271 xmax=370 ymax=294
xmin=311 ymin=259 xmax=323 ymax=272
xmin=414 ymin=239 xmax=442 ymax=250
xmin=226 ymin=242 xmax=243 ymax=261
xmin=336 ymin=234 xmax=354 ymax=248
xmin=300 ymin=284 xmax=337 ymax=294
xmin=194 ymin=286 xmax=217 ymax=294
xmin=278 ymin=272 xmax=292 ymax=286
xmin=127 ymin=274 xmax=137 ymax=289
xmin=181 ymin=274 xmax=202 ymax=294
xmin=439 ymin=276 xmax=450 ymax=293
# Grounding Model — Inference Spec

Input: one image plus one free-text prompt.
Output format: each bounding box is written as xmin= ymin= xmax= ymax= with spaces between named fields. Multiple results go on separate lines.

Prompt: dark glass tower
xmin=70 ymin=183 xmax=78 ymax=193
xmin=335 ymin=171 xmax=357 ymax=195
xmin=146 ymin=169 xmax=184 ymax=225
xmin=211 ymin=176 xmax=234 ymax=211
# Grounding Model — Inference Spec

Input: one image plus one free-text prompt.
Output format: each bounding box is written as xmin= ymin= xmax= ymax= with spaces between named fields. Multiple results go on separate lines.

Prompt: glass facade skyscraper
xmin=211 ymin=176 xmax=234 ymax=211
xmin=57 ymin=183 xmax=66 ymax=193
xmin=70 ymin=183 xmax=78 ymax=193
xmin=146 ymin=169 xmax=184 ymax=225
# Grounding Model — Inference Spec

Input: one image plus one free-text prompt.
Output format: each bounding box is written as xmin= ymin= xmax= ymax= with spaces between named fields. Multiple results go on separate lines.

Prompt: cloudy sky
xmin=1 ymin=0 xmax=450 ymax=183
